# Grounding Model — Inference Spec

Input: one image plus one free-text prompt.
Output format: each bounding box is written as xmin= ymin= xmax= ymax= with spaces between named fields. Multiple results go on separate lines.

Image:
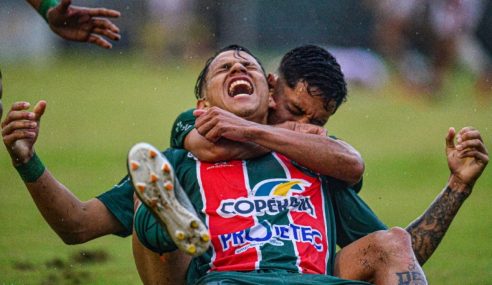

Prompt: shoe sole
xmin=128 ymin=143 xmax=210 ymax=256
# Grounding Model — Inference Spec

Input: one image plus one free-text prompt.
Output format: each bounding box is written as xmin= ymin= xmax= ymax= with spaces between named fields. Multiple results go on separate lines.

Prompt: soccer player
xmin=2 ymin=45 xmax=488 ymax=284
xmin=25 ymin=0 xmax=121 ymax=49
xmin=128 ymin=46 xmax=486 ymax=284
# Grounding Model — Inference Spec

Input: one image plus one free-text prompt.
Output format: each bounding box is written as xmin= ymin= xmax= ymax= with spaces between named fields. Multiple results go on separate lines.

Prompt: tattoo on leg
xmin=396 ymin=271 xmax=425 ymax=285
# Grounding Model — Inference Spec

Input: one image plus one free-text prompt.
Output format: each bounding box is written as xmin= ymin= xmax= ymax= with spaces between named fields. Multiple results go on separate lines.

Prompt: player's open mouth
xmin=228 ymin=78 xmax=253 ymax=97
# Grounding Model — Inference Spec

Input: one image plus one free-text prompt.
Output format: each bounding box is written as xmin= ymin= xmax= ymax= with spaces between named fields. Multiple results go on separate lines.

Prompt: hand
xmin=446 ymin=127 xmax=488 ymax=187
xmin=1 ymin=101 xmax=47 ymax=166
xmin=275 ymin=121 xmax=327 ymax=136
xmin=193 ymin=107 xmax=257 ymax=143
xmin=47 ymin=0 xmax=121 ymax=49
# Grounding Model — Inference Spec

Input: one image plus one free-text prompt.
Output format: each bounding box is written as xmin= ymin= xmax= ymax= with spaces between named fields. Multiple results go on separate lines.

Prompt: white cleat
xmin=128 ymin=143 xmax=210 ymax=256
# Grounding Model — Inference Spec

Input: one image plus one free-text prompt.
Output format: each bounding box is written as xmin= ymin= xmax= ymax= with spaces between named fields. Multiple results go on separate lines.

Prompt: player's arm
xmin=184 ymin=129 xmax=269 ymax=161
xmin=195 ymin=107 xmax=364 ymax=185
xmin=1 ymin=101 xmax=124 ymax=244
xmin=406 ymin=127 xmax=488 ymax=265
xmin=25 ymin=0 xmax=120 ymax=49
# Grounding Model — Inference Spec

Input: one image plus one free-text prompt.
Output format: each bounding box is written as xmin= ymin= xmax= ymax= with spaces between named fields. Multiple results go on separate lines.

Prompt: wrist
xmin=38 ymin=0 xmax=60 ymax=21
xmin=447 ymin=175 xmax=473 ymax=196
xmin=14 ymin=152 xmax=46 ymax=183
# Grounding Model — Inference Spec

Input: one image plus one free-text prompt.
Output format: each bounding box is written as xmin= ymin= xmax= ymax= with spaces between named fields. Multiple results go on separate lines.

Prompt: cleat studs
xmin=130 ymin=161 xmax=140 ymax=170
xmin=149 ymin=150 xmax=158 ymax=159
xmin=186 ymin=244 xmax=196 ymax=255
xmin=200 ymin=233 xmax=210 ymax=242
xmin=150 ymin=197 xmax=159 ymax=207
xmin=162 ymin=163 xmax=171 ymax=173
xmin=164 ymin=182 xmax=174 ymax=191
xmin=190 ymin=220 xmax=199 ymax=229
xmin=175 ymin=231 xmax=185 ymax=240
xmin=136 ymin=183 xmax=146 ymax=193
xmin=150 ymin=173 xmax=159 ymax=183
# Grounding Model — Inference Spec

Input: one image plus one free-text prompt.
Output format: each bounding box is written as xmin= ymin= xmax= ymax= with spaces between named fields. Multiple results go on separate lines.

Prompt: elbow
xmin=193 ymin=148 xmax=229 ymax=162
xmin=59 ymin=232 xmax=90 ymax=245
xmin=346 ymin=157 xmax=365 ymax=186
xmin=58 ymin=227 xmax=94 ymax=244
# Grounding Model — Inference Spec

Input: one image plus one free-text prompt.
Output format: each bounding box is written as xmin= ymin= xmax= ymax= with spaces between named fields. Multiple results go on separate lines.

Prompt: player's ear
xmin=196 ymin=98 xmax=210 ymax=109
xmin=268 ymin=92 xmax=276 ymax=109
xmin=267 ymin=73 xmax=277 ymax=89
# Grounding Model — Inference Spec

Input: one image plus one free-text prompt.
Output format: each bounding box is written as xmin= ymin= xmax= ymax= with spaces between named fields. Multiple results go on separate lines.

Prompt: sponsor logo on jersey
xmin=217 ymin=179 xmax=315 ymax=218
xmin=219 ymin=220 xmax=323 ymax=254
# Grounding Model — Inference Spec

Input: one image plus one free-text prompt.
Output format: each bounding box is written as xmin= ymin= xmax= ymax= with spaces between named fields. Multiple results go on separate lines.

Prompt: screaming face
xmin=199 ymin=50 xmax=271 ymax=124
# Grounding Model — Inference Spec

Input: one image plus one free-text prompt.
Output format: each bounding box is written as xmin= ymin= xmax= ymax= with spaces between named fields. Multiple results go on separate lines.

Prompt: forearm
xmin=24 ymin=169 xmax=119 ymax=244
xmin=25 ymin=0 xmax=41 ymax=9
xmin=247 ymin=125 xmax=364 ymax=185
xmin=406 ymin=175 xmax=471 ymax=265
xmin=185 ymin=129 xmax=269 ymax=162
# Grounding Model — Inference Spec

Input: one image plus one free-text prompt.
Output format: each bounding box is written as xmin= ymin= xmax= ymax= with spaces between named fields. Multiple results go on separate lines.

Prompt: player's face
xmin=199 ymin=50 xmax=271 ymax=124
xmin=268 ymin=77 xmax=335 ymax=126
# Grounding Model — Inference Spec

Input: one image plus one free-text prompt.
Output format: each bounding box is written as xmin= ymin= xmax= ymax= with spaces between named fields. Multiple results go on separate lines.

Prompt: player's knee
xmin=370 ymin=227 xmax=413 ymax=262
xmin=387 ymin=227 xmax=412 ymax=247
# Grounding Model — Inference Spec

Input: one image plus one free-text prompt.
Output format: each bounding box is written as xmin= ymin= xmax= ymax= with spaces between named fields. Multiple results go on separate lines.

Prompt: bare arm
xmin=194 ymin=107 xmax=364 ymax=185
xmin=406 ymin=127 xmax=488 ymax=265
xmin=1 ymin=101 xmax=123 ymax=244
xmin=184 ymin=129 xmax=269 ymax=161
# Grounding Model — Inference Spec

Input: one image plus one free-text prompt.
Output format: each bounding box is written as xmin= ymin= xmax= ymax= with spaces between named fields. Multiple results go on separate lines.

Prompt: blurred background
xmin=1 ymin=0 xmax=491 ymax=284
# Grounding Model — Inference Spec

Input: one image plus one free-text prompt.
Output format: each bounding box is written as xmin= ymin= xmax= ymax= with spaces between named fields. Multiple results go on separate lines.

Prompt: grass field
xmin=0 ymin=54 xmax=491 ymax=284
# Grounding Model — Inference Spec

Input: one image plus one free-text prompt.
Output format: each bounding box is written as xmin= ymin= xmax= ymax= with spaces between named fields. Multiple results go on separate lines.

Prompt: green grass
xmin=1 ymin=55 xmax=491 ymax=284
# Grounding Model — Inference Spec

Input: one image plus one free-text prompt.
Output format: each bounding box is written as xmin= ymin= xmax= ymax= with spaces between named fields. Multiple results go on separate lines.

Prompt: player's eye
xmin=221 ymin=63 xmax=231 ymax=70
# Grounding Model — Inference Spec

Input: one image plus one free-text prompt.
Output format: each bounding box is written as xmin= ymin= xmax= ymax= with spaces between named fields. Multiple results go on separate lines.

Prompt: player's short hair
xmin=279 ymin=45 xmax=347 ymax=113
xmin=194 ymin=44 xmax=266 ymax=99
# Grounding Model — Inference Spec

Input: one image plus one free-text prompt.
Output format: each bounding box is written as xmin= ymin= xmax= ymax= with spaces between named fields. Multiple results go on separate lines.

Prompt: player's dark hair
xmin=194 ymin=44 xmax=266 ymax=99
xmin=279 ymin=45 xmax=347 ymax=113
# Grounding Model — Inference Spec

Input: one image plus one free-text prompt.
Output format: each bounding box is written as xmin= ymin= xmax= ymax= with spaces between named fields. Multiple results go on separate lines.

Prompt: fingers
xmin=2 ymin=120 xmax=37 ymax=137
xmin=85 ymin=7 xmax=121 ymax=18
xmin=445 ymin=127 xmax=456 ymax=153
xmin=457 ymin=149 xmax=489 ymax=164
xmin=1 ymin=102 xmax=32 ymax=128
xmin=91 ymin=18 xmax=120 ymax=34
xmin=193 ymin=109 xmax=207 ymax=117
xmin=88 ymin=34 xmax=112 ymax=49
xmin=92 ymin=27 xmax=120 ymax=41
xmin=457 ymin=127 xmax=483 ymax=143
xmin=59 ymin=0 xmax=72 ymax=13
xmin=33 ymin=100 xmax=47 ymax=121
xmin=2 ymin=128 xmax=37 ymax=147
xmin=1 ymin=102 xmax=39 ymax=146
xmin=87 ymin=18 xmax=121 ymax=48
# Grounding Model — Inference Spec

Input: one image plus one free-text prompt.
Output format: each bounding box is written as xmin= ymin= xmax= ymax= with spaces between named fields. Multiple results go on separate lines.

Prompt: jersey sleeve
xmin=327 ymin=178 xmax=387 ymax=247
xmin=96 ymin=176 xmax=135 ymax=237
xmin=328 ymin=134 xmax=363 ymax=193
xmin=170 ymin=108 xmax=196 ymax=149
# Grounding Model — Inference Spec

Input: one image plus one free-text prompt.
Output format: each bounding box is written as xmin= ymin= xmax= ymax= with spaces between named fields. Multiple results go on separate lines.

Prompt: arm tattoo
xmin=406 ymin=186 xmax=469 ymax=265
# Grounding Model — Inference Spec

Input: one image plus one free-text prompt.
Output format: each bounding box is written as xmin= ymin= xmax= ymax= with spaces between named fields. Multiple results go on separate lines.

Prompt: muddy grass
xmin=12 ymin=249 xmax=110 ymax=284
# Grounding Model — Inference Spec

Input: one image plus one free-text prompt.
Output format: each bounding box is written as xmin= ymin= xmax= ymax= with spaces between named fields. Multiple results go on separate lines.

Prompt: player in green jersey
xmin=2 ymin=45 xmax=488 ymax=284
xmin=129 ymin=45 xmax=487 ymax=284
